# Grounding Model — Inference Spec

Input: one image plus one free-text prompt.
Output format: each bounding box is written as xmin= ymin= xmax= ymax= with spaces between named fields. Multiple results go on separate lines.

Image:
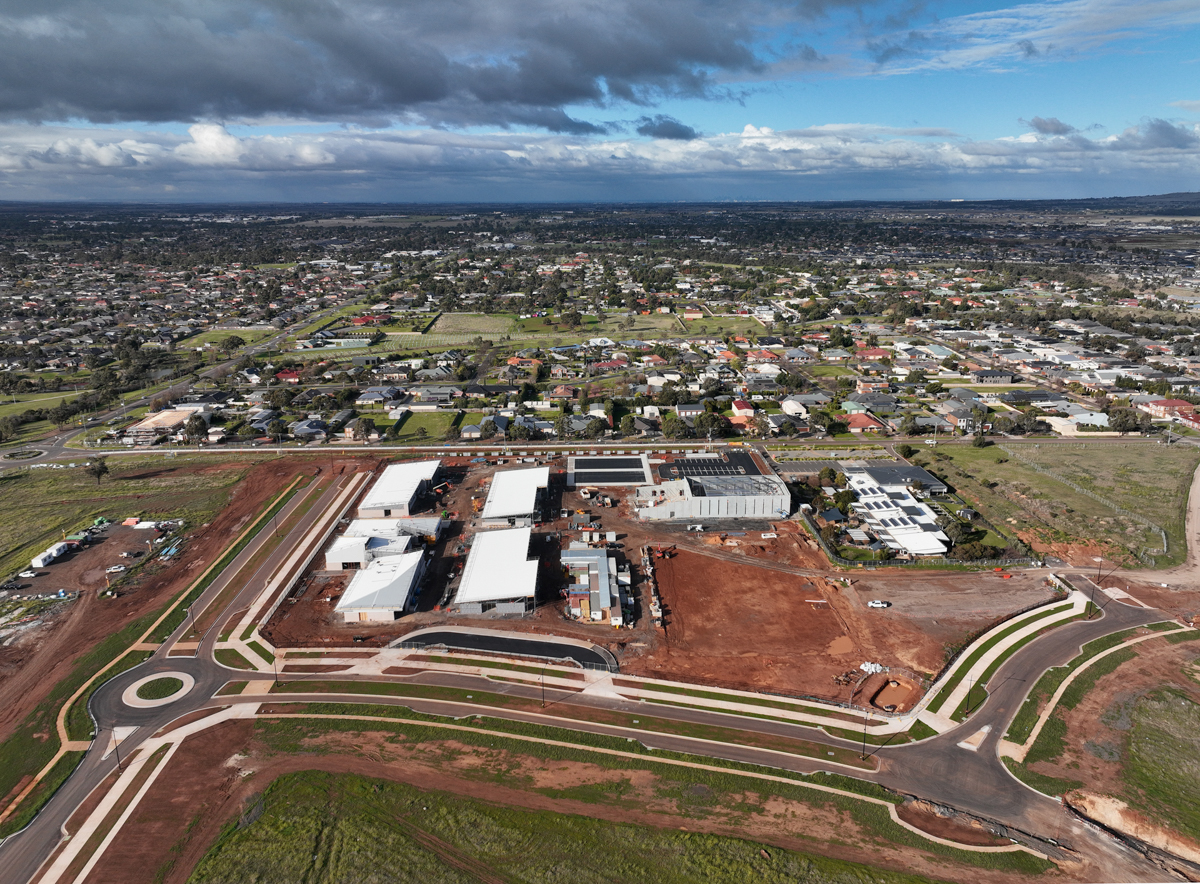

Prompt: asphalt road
xmin=0 ymin=464 xmax=1187 ymax=883
xmin=392 ymin=629 xmax=616 ymax=669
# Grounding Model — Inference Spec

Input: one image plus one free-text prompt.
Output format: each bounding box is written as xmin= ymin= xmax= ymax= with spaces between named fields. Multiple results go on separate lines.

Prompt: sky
xmin=1 ymin=0 xmax=1199 ymax=203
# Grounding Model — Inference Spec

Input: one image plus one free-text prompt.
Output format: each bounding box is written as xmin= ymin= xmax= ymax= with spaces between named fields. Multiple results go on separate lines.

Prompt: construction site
xmin=249 ymin=449 xmax=1061 ymax=702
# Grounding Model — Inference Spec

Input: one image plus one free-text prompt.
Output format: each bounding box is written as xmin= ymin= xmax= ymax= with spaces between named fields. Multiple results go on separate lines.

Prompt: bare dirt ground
xmin=262 ymin=458 xmax=1058 ymax=699
xmin=0 ymin=458 xmax=321 ymax=745
xmin=1027 ymin=634 xmax=1200 ymax=801
xmin=84 ymin=717 xmax=1045 ymax=884
xmin=896 ymin=799 xmax=1011 ymax=847
xmin=1019 ymin=532 xmax=1136 ymax=568
xmin=622 ymin=550 xmax=1056 ymax=698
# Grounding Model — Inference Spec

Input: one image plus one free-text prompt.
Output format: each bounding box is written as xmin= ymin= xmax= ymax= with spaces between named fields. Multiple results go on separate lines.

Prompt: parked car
xmin=18 ymin=571 xmax=36 ymax=579
xmin=867 ymin=600 xmax=891 ymax=608
xmin=105 ymin=565 xmax=126 ymax=574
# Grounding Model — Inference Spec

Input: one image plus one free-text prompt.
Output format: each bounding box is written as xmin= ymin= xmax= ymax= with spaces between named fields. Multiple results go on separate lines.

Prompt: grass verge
xmin=927 ymin=602 xmax=1073 ymax=714
xmin=149 ymin=476 xmax=308 ymax=643
xmin=248 ymin=711 xmax=1053 ymax=875
xmin=215 ymin=649 xmax=255 ymax=670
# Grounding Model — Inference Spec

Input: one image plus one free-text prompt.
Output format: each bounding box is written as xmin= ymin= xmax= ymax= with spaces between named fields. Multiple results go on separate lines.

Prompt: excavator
xmin=653 ymin=545 xmax=676 ymax=559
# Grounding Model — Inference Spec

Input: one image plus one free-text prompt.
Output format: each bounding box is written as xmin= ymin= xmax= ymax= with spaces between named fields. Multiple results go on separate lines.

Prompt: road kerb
xmin=1000 ymin=623 xmax=1193 ymax=763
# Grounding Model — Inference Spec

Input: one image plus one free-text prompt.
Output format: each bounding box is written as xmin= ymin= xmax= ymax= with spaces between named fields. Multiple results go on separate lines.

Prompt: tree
xmin=266 ymin=419 xmax=288 ymax=440
xmin=183 ymin=414 xmax=207 ymax=443
xmin=353 ymin=417 xmax=376 ymax=441
xmin=82 ymin=456 xmax=109 ymax=486
xmin=660 ymin=411 xmax=689 ymax=439
xmin=619 ymin=414 xmax=636 ymax=436
xmin=585 ymin=418 xmax=608 ymax=439
xmin=971 ymin=432 xmax=991 ymax=448
xmin=562 ymin=310 xmax=583 ymax=328
xmin=480 ymin=419 xmax=497 ymax=438
xmin=694 ymin=411 xmax=725 ymax=438
xmin=554 ymin=413 xmax=572 ymax=439
xmin=896 ymin=443 xmax=916 ymax=459
xmin=833 ymin=489 xmax=855 ymax=512
xmin=218 ymin=335 xmax=246 ymax=354
xmin=817 ymin=466 xmax=836 ymax=485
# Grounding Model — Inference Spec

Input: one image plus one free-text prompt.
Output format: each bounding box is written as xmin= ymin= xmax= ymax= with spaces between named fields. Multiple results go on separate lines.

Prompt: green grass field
xmin=429 ymin=313 xmax=515 ymax=337
xmin=806 ymin=365 xmax=856 ymax=378
xmin=392 ymin=411 xmax=458 ymax=443
xmin=189 ymin=770 xmax=951 ymax=884
xmin=674 ymin=315 xmax=764 ymax=336
xmin=1123 ymin=689 xmax=1200 ymax=842
xmin=1015 ymin=442 xmax=1200 ymax=564
xmin=0 ymin=456 xmax=250 ymax=579
xmin=0 ymin=390 xmax=87 ymax=421
xmin=184 ymin=329 xmax=273 ymax=349
xmin=913 ymin=442 xmax=1197 ymax=566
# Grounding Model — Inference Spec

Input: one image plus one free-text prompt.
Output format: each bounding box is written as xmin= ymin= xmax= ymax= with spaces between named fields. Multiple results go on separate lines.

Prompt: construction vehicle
xmin=653 ymin=545 xmax=676 ymax=559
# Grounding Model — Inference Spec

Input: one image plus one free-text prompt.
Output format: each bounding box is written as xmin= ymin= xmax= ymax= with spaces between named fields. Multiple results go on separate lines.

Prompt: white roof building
xmin=335 ymin=551 xmax=427 ymax=621
xmin=324 ymin=532 xmax=412 ymax=571
xmin=480 ymin=466 xmax=550 ymax=527
xmin=454 ymin=527 xmax=538 ymax=614
xmin=356 ymin=460 xmax=440 ymax=518
xmin=845 ymin=473 xmax=949 ymax=556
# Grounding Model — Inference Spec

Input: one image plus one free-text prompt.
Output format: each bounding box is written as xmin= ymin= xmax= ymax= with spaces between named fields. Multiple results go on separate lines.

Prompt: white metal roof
xmin=335 ymin=551 xmax=425 ymax=611
xmin=358 ymin=460 xmax=440 ymax=511
xmin=455 ymin=527 xmax=538 ymax=604
xmin=343 ymin=518 xmax=441 ymax=539
xmin=481 ymin=466 xmax=549 ymax=520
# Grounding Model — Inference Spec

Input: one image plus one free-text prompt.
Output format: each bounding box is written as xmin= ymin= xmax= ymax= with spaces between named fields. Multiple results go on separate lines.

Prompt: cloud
xmin=635 ymin=115 xmax=699 ymax=140
xmin=1106 ymin=118 xmax=1200 ymax=149
xmin=868 ymin=0 xmax=1200 ymax=73
xmin=1023 ymin=116 xmax=1076 ymax=134
xmin=1172 ymin=100 xmax=1200 ymax=113
xmin=2 ymin=116 xmax=1198 ymax=202
xmin=0 ymin=0 xmax=772 ymax=132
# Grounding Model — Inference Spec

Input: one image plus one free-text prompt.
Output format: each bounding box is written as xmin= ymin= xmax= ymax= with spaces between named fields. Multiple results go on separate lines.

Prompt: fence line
xmin=998 ymin=444 xmax=1166 ymax=563
xmin=799 ymin=511 xmax=1034 ymax=571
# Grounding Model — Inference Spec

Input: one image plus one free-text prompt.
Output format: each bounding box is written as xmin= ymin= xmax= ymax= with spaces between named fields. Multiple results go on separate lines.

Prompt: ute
xmin=866 ymin=600 xmax=891 ymax=609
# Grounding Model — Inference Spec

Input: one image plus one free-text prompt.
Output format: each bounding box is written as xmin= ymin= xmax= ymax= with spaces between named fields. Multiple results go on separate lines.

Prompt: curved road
xmin=0 ymin=487 xmax=1191 ymax=882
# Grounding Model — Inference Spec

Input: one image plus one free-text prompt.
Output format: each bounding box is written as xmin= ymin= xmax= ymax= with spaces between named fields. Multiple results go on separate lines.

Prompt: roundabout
xmin=121 ymin=672 xmax=195 ymax=709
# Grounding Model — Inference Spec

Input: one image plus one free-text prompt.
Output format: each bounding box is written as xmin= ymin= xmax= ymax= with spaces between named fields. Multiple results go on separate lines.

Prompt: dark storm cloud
xmin=0 ymin=0 xmax=764 ymax=129
xmin=635 ymin=115 xmax=699 ymax=140
xmin=1109 ymin=118 xmax=1200 ymax=149
xmin=1023 ymin=116 xmax=1076 ymax=135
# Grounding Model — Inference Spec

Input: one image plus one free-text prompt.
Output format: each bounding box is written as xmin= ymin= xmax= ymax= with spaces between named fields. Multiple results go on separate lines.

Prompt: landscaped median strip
xmin=35 ymin=705 xmax=260 ymax=884
xmin=916 ymin=591 xmax=1090 ymax=734
xmin=998 ymin=621 xmax=1193 ymax=764
xmin=217 ymin=470 xmax=369 ymax=670
xmin=253 ymin=708 xmax=1050 ymax=861
xmin=0 ymin=474 xmax=308 ymax=834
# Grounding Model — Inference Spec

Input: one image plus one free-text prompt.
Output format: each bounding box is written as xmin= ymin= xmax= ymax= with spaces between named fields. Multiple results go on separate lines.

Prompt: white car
xmin=18 ymin=571 xmax=36 ymax=578
xmin=867 ymin=600 xmax=891 ymax=609
xmin=105 ymin=565 xmax=126 ymax=574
